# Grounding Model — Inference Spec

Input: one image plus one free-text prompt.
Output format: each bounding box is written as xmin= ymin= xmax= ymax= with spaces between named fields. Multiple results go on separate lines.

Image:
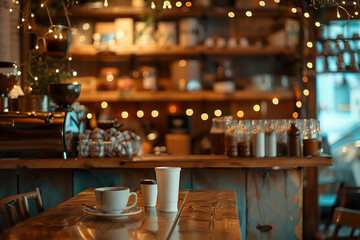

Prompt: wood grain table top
xmin=1 ymin=189 xmax=241 ymax=240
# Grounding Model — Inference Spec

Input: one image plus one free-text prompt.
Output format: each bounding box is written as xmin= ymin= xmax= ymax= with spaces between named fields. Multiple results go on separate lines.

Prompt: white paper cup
xmin=94 ymin=186 xmax=137 ymax=214
xmin=155 ymin=166 xmax=181 ymax=212
xmin=141 ymin=179 xmax=157 ymax=207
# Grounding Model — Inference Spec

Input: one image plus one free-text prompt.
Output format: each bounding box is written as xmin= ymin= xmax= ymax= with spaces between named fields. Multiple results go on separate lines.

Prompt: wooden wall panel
xmin=246 ymin=168 xmax=303 ymax=240
xmin=18 ymin=169 xmax=73 ymax=212
xmin=191 ymin=169 xmax=247 ymax=240
xmin=0 ymin=170 xmax=17 ymax=231
xmin=73 ymin=168 xmax=192 ymax=195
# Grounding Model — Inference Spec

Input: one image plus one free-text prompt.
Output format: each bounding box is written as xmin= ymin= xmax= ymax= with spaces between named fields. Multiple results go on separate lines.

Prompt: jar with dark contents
xmin=210 ymin=116 xmax=233 ymax=155
xmin=287 ymin=122 xmax=301 ymax=157
xmin=225 ymin=120 xmax=238 ymax=157
xmin=275 ymin=119 xmax=289 ymax=157
xmin=237 ymin=120 xmax=251 ymax=157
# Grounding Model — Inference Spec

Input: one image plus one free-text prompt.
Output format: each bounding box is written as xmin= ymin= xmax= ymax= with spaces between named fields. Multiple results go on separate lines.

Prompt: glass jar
xmin=302 ymin=119 xmax=318 ymax=156
xmin=265 ymin=119 xmax=277 ymax=157
xmin=210 ymin=116 xmax=233 ymax=155
xmin=251 ymin=119 xmax=265 ymax=157
xmin=287 ymin=120 xmax=301 ymax=157
xmin=237 ymin=120 xmax=251 ymax=157
xmin=225 ymin=120 xmax=238 ymax=157
xmin=316 ymin=119 xmax=323 ymax=154
xmin=275 ymin=119 xmax=289 ymax=157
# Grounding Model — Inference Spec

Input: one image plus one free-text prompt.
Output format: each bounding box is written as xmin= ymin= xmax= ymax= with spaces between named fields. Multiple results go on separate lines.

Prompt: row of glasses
xmin=219 ymin=118 xmax=323 ymax=158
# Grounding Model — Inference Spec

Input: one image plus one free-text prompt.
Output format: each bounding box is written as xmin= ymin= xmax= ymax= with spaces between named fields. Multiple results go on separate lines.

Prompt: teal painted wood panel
xmin=18 ymin=169 xmax=73 ymax=213
xmin=0 ymin=170 xmax=17 ymax=231
xmin=73 ymin=168 xmax=192 ymax=195
xmin=191 ymin=169 xmax=247 ymax=240
xmin=247 ymin=168 xmax=303 ymax=240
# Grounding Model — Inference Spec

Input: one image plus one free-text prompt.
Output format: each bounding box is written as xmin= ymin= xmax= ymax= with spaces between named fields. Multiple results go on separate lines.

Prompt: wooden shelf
xmin=69 ymin=46 xmax=297 ymax=61
xmin=78 ymin=89 xmax=294 ymax=102
xmin=67 ymin=5 xmax=295 ymax=20
xmin=0 ymin=155 xmax=332 ymax=169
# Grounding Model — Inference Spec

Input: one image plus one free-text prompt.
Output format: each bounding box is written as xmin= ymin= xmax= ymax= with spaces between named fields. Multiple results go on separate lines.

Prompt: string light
xmin=68 ymin=57 xmax=72 ymax=61
xmin=296 ymin=101 xmax=302 ymax=108
xmin=259 ymin=1 xmax=265 ymax=7
xmin=274 ymin=0 xmax=280 ymax=3
xmin=272 ymin=98 xmax=279 ymax=105
xmin=35 ymin=45 xmax=39 ymax=49
xmin=246 ymin=11 xmax=252 ymax=17
xmin=185 ymin=1 xmax=192 ymax=7
xmin=356 ymin=11 xmax=359 ymax=15
xmin=315 ymin=22 xmax=321 ymax=27
xmin=137 ymin=110 xmax=144 ymax=118
xmin=303 ymin=76 xmax=309 ymax=83
xmin=101 ymin=101 xmax=108 ymax=109
xmin=169 ymin=105 xmax=177 ymax=114
xmin=9 ymin=8 xmax=13 ymax=12
xmin=303 ymin=89 xmax=310 ymax=96
xmin=307 ymin=42 xmax=313 ymax=48
xmin=237 ymin=110 xmax=244 ymax=118
xmin=201 ymin=113 xmax=209 ymax=121
xmin=186 ymin=108 xmax=193 ymax=116
xmin=214 ymin=109 xmax=222 ymax=117
xmin=72 ymin=71 xmax=77 ymax=77
xmin=56 ymin=69 xmax=60 ymax=73
xmin=104 ymin=0 xmax=108 ymax=7
xmin=151 ymin=1 xmax=155 ymax=9
xmin=304 ymin=12 xmax=310 ymax=18
xmin=151 ymin=110 xmax=159 ymax=118
xmin=228 ymin=12 xmax=235 ymax=18
xmin=253 ymin=104 xmax=261 ymax=112
xmin=34 ymin=77 xmax=38 ymax=81
xmin=87 ymin=113 xmax=92 ymax=119
xmin=291 ymin=8 xmax=297 ymax=13
xmin=307 ymin=62 xmax=313 ymax=68
xmin=293 ymin=112 xmax=299 ymax=119
xmin=121 ymin=111 xmax=129 ymax=119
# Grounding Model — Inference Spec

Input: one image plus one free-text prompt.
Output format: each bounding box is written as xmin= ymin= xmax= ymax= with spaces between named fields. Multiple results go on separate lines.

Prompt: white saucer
xmin=84 ymin=206 xmax=142 ymax=219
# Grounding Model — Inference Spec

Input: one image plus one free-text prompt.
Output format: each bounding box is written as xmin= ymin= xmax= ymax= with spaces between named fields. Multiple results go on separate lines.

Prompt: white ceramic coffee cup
xmin=95 ymin=187 xmax=137 ymax=214
xmin=155 ymin=166 xmax=181 ymax=212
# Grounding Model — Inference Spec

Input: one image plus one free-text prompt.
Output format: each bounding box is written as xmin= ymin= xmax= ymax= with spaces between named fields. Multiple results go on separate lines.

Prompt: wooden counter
xmin=0 ymin=155 xmax=332 ymax=239
xmin=0 ymin=155 xmax=332 ymax=169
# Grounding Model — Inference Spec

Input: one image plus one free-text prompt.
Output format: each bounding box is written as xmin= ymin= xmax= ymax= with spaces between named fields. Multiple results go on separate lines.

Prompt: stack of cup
xmin=155 ymin=166 xmax=181 ymax=212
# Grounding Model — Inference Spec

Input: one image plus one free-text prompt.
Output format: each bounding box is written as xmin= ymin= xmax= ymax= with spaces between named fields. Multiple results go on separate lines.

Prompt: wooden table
xmin=1 ymin=189 xmax=241 ymax=240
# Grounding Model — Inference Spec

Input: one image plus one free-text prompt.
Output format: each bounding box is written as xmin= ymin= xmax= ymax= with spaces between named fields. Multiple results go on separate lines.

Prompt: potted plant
xmin=15 ymin=0 xmax=79 ymax=112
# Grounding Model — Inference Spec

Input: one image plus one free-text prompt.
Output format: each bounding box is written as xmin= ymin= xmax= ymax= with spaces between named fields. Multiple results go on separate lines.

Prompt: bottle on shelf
xmin=287 ymin=121 xmax=301 ymax=157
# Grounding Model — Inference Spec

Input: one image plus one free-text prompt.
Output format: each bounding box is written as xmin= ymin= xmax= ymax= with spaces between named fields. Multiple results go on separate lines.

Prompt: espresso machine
xmin=0 ymin=62 xmax=18 ymax=112
xmin=0 ymin=62 xmax=85 ymax=159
